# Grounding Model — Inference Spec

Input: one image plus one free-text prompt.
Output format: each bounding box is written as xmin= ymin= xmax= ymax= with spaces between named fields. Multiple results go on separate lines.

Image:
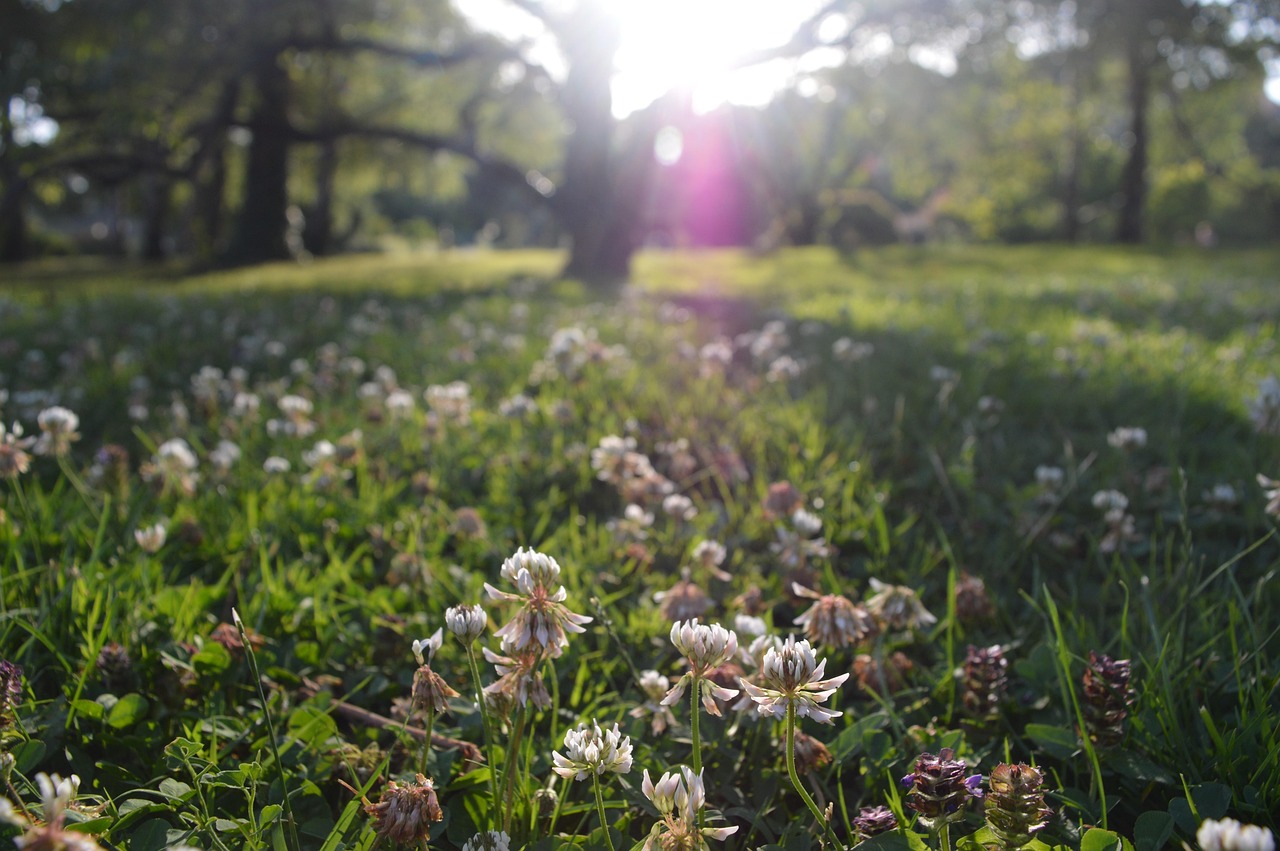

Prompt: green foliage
xmin=0 ymin=246 xmax=1277 ymax=850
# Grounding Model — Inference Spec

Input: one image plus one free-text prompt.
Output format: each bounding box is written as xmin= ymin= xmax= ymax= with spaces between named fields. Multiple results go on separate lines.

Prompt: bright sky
xmin=454 ymin=0 xmax=838 ymax=116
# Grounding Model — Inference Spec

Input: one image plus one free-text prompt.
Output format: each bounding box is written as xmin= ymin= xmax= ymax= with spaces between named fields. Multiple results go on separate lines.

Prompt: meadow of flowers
xmin=0 ymin=246 xmax=1277 ymax=851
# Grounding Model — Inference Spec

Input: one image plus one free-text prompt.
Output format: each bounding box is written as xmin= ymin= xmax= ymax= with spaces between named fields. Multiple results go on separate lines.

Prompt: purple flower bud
xmin=965 ymin=774 xmax=985 ymax=798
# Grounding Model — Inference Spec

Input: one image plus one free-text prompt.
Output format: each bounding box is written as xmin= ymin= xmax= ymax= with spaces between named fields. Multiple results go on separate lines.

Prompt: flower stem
xmin=690 ymin=675 xmax=702 ymax=775
xmin=500 ymin=702 xmax=531 ymax=835
xmin=786 ymin=703 xmax=842 ymax=850
xmin=592 ymin=773 xmax=617 ymax=851
xmin=418 ymin=705 xmax=435 ymax=777
xmin=939 ymin=822 xmax=952 ymax=851
xmin=465 ymin=644 xmax=500 ymax=821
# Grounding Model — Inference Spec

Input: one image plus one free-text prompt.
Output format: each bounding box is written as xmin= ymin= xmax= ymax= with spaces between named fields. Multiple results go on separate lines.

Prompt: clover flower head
xmin=669 ymin=620 xmax=738 ymax=673
xmin=462 ymin=830 xmax=512 ymax=851
xmin=552 ymin=721 xmax=633 ymax=781
xmin=364 ymin=774 xmax=442 ymax=846
xmin=134 ymin=522 xmax=168 ymax=554
xmin=641 ymin=766 xmax=738 ymax=850
xmin=1107 ymin=426 xmax=1148 ymax=450
xmin=484 ymin=547 xmax=591 ymax=657
xmin=411 ymin=629 xmax=443 ymax=666
xmin=1197 ymin=818 xmax=1276 ymax=851
xmin=0 ymin=421 xmax=36 ymax=479
xmin=793 ymin=583 xmax=877 ymax=649
xmin=445 ymin=604 xmax=488 ymax=643
xmin=0 ymin=772 xmax=104 ymax=851
xmin=35 ymin=406 xmax=80 ymax=456
xmin=739 ymin=635 xmax=849 ymax=723
xmin=865 ymin=578 xmax=937 ymax=631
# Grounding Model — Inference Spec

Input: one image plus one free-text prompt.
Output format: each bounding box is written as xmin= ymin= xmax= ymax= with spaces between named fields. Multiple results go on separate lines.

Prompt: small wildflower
xmin=364 ymin=774 xmax=443 ymax=847
xmin=663 ymin=493 xmax=697 ymax=521
xmin=1034 ymin=465 xmax=1065 ymax=491
xmin=551 ymin=721 xmax=633 ymax=780
xmin=0 ymin=659 xmax=22 ymax=726
xmin=410 ymin=629 xmax=459 ymax=716
xmin=462 ymin=830 xmax=512 ymax=851
xmin=0 ymin=772 xmax=105 ymax=851
xmin=0 ymin=421 xmax=35 ymax=479
xmin=1091 ymin=489 xmax=1128 ymax=512
xmin=662 ymin=620 xmax=740 ymax=716
xmin=791 ymin=730 xmax=833 ymax=774
xmin=792 ymin=583 xmax=877 ymax=649
xmin=630 ymin=670 xmax=679 ymax=734
xmin=641 ymin=766 xmax=738 ymax=850
xmin=482 ymin=639 xmax=550 ymax=717
xmin=656 ymin=574 xmax=713 ymax=622
xmin=483 ymin=547 xmax=592 ymax=658
xmin=1197 ymin=818 xmax=1276 ymax=851
xmin=692 ymin=539 xmax=730 ymax=581
xmin=902 ymin=748 xmax=983 ymax=830
xmin=134 ymin=522 xmax=167 ymax=554
xmin=854 ymin=805 xmax=899 ymax=840
xmin=762 ymin=481 xmax=804 ymax=521
xmin=960 ymin=645 xmax=1009 ymax=723
xmin=445 ymin=604 xmax=487 ymax=643
xmin=954 ymin=571 xmax=995 ymax=623
xmin=1107 ymin=426 xmax=1148 ymax=450
xmin=34 ymin=406 xmax=80 ymax=456
xmin=1257 ymin=474 xmax=1280 ymax=518
xmin=1247 ymin=375 xmax=1280 ymax=436
xmin=1081 ymin=651 xmax=1134 ymax=748
xmin=852 ymin=651 xmax=914 ymax=696
xmin=739 ymin=636 xmax=849 ymax=723
xmin=865 ymin=578 xmax=937 ymax=632
xmin=733 ymin=613 xmax=766 ymax=639
xmin=984 ymin=763 xmax=1053 ymax=850
xmin=263 ymin=456 xmax=291 ymax=474
xmin=96 ymin=642 xmax=134 ymax=693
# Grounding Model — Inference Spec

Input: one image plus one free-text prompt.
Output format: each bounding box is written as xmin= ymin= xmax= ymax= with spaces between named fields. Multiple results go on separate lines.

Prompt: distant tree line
xmin=2 ymin=0 xmax=1278 ymax=288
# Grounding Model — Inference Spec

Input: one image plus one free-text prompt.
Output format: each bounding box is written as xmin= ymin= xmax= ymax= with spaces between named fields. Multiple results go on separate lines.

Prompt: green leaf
xmin=1109 ymin=751 xmax=1176 ymax=785
xmin=106 ymin=693 xmax=149 ymax=729
xmin=72 ymin=699 xmax=105 ymax=721
xmin=157 ymin=778 xmax=193 ymax=801
xmin=259 ymin=803 xmax=284 ymax=827
xmin=1024 ymin=724 xmax=1079 ymax=760
xmin=192 ymin=642 xmax=232 ymax=676
xmin=129 ymin=818 xmax=173 ymax=851
xmin=1081 ymin=828 xmax=1124 ymax=851
xmin=12 ymin=739 xmax=46 ymax=774
xmin=1134 ymin=811 xmax=1175 ymax=851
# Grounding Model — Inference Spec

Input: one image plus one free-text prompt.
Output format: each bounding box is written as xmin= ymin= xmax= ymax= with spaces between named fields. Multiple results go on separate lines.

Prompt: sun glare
xmin=609 ymin=0 xmax=830 ymax=116
xmin=455 ymin=0 xmax=834 ymax=117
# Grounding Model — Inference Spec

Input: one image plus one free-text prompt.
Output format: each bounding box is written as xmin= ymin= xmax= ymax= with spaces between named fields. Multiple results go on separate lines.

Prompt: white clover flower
xmin=156 ymin=438 xmax=197 ymax=471
xmin=484 ymin=547 xmax=591 ymax=657
xmin=1258 ymin=474 xmax=1280 ymax=518
xmin=1035 ymin=465 xmax=1065 ymax=490
xmin=1197 ymin=818 xmax=1275 ymax=851
xmin=209 ymin=439 xmax=242 ymax=472
xmin=791 ymin=509 xmax=823 ymax=537
xmin=134 ymin=523 xmax=167 ymax=554
xmin=34 ymin=406 xmax=80 ymax=456
xmin=662 ymin=493 xmax=697 ymax=521
xmin=641 ymin=766 xmax=738 ymax=848
xmin=661 ymin=620 xmax=740 ymax=716
xmin=278 ymin=394 xmax=313 ymax=417
xmin=0 ymin=772 xmax=104 ymax=851
xmin=1107 ymin=426 xmax=1148 ymax=450
xmin=692 ymin=540 xmax=726 ymax=569
xmin=445 ymin=604 xmax=488 ymax=643
xmin=865 ymin=578 xmax=937 ymax=632
xmin=411 ymin=629 xmax=443 ymax=666
xmin=263 ymin=456 xmax=291 ymax=474
xmin=739 ymin=636 xmax=849 ymax=723
xmin=1091 ymin=490 xmax=1129 ymax=512
xmin=551 ymin=721 xmax=633 ymax=781
xmin=733 ymin=614 xmax=767 ymax=638
xmin=462 ymin=830 xmax=511 ymax=851
xmin=1247 ymin=375 xmax=1280 ymax=436
xmin=630 ymin=670 xmax=678 ymax=734
xmin=385 ymin=390 xmax=415 ymax=417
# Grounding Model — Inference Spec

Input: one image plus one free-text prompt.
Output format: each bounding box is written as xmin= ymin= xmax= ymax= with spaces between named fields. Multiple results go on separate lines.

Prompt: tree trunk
xmin=142 ymin=173 xmax=169 ymax=261
xmin=0 ymin=175 xmax=29 ymax=264
xmin=226 ymin=53 xmax=291 ymax=265
xmin=556 ymin=2 xmax=636 ymax=290
xmin=1115 ymin=23 xmax=1149 ymax=244
xmin=304 ymin=138 xmax=337 ymax=256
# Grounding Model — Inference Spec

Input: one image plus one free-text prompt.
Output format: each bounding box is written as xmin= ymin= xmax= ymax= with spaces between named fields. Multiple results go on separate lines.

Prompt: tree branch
xmin=281 ymin=34 xmax=514 ymax=69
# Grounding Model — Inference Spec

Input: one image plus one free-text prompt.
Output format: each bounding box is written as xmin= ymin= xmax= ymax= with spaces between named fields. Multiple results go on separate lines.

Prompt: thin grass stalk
xmin=233 ymin=608 xmax=302 ymax=851
xmin=465 ymin=644 xmax=500 ymax=818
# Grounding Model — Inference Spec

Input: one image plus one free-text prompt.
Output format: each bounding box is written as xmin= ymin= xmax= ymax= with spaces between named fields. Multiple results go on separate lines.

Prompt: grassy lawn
xmin=0 ymin=245 xmax=1277 ymax=851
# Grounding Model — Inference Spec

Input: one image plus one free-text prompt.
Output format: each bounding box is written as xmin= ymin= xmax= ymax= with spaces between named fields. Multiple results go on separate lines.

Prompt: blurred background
xmin=2 ymin=0 xmax=1278 ymax=283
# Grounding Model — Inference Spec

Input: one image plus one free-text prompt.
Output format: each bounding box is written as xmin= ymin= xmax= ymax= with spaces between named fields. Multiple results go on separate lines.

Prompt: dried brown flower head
xmin=364 ymin=774 xmax=443 ymax=846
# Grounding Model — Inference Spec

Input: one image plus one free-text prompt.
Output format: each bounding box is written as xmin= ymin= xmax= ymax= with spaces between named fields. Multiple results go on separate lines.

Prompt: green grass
xmin=0 ymin=245 xmax=1277 ymax=851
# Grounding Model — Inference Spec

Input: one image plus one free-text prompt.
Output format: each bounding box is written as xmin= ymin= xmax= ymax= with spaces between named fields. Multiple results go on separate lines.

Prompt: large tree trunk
xmin=556 ymin=3 xmax=636 ymax=289
xmin=0 ymin=175 xmax=28 ymax=264
xmin=225 ymin=53 xmax=291 ymax=265
xmin=142 ymin=173 xmax=169 ymax=261
xmin=1115 ymin=23 xmax=1149 ymax=244
xmin=304 ymin=138 xmax=337 ymax=256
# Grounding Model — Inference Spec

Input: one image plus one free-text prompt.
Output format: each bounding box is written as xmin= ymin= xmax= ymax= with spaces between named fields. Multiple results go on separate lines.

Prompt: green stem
xmin=466 ymin=645 xmax=500 ymax=821
xmin=939 ymin=822 xmax=952 ymax=851
xmin=234 ymin=610 xmax=301 ymax=851
xmin=786 ymin=703 xmax=842 ymax=850
xmin=592 ymin=773 xmax=618 ymax=851
xmin=500 ymin=702 xmax=530 ymax=835
xmin=690 ymin=675 xmax=702 ymax=775
xmin=418 ymin=705 xmax=435 ymax=778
